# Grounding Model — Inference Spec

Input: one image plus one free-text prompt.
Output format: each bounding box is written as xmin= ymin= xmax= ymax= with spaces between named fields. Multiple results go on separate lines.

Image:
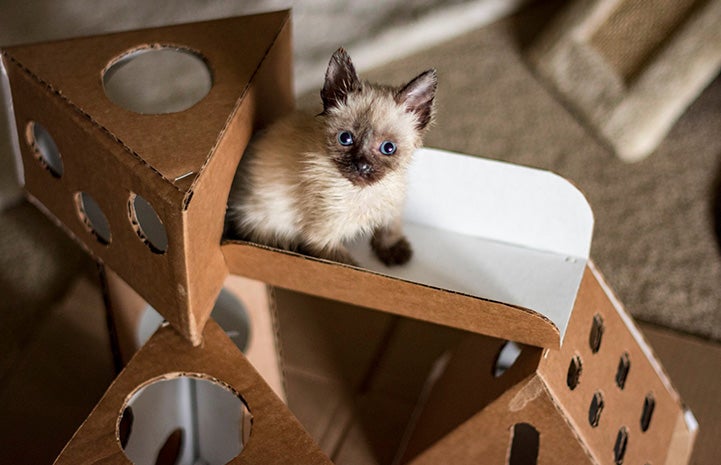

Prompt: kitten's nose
xmin=354 ymin=160 xmax=372 ymax=175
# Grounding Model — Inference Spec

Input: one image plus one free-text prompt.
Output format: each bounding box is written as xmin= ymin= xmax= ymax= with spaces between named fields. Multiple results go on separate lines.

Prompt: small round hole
xmin=25 ymin=121 xmax=63 ymax=177
xmin=493 ymin=341 xmax=522 ymax=378
xmin=137 ymin=288 xmax=250 ymax=352
xmin=119 ymin=375 xmax=251 ymax=465
xmin=616 ymin=352 xmax=630 ymax=389
xmin=567 ymin=355 xmax=582 ymax=390
xmin=614 ymin=426 xmax=629 ymax=464
xmin=129 ymin=193 xmax=168 ymax=254
xmin=75 ymin=192 xmax=112 ymax=244
xmin=641 ymin=393 xmax=655 ymax=432
xmin=589 ymin=313 xmax=605 ymax=353
xmin=588 ymin=391 xmax=604 ymax=427
xmin=103 ymin=46 xmax=212 ymax=114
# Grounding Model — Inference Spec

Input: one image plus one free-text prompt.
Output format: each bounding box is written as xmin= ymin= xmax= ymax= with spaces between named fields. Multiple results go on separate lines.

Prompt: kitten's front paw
xmin=372 ymin=236 xmax=413 ymax=266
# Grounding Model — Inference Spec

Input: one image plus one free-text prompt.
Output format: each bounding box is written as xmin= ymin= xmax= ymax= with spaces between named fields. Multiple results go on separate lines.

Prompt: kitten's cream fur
xmin=226 ymin=48 xmax=436 ymax=265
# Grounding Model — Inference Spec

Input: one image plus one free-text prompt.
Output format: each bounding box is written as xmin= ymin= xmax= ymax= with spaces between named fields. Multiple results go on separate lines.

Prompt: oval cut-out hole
xmin=137 ymin=287 xmax=250 ymax=352
xmin=507 ymin=423 xmax=539 ymax=465
xmin=129 ymin=194 xmax=168 ymax=254
xmin=120 ymin=375 xmax=251 ymax=465
xmin=588 ymin=391 xmax=604 ymax=427
xmin=616 ymin=352 xmax=630 ymax=389
xmin=75 ymin=192 xmax=112 ymax=244
xmin=25 ymin=121 xmax=63 ymax=177
xmin=493 ymin=341 xmax=522 ymax=378
xmin=589 ymin=313 xmax=605 ymax=353
xmin=641 ymin=393 xmax=655 ymax=432
xmin=103 ymin=47 xmax=212 ymax=114
xmin=567 ymin=355 xmax=582 ymax=390
xmin=614 ymin=426 xmax=629 ymax=464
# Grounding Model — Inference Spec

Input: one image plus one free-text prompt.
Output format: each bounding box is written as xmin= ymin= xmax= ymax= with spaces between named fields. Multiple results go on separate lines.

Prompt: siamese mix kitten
xmin=226 ymin=48 xmax=437 ymax=266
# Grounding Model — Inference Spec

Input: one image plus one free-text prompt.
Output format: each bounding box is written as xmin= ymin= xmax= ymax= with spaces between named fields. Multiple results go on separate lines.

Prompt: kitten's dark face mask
xmin=327 ymin=125 xmax=400 ymax=186
xmin=320 ymin=48 xmax=437 ymax=187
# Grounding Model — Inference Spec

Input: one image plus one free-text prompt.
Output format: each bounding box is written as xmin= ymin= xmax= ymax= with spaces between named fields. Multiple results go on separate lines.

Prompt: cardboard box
xmin=1 ymin=11 xmax=293 ymax=345
xmin=0 ymin=12 xmax=697 ymax=464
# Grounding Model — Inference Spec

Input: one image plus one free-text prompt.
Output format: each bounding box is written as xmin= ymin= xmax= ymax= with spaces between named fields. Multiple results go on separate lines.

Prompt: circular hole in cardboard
xmin=103 ymin=46 xmax=212 ymax=114
xmin=616 ymin=352 xmax=630 ymax=389
xmin=588 ymin=391 xmax=604 ymax=427
xmin=25 ymin=121 xmax=64 ymax=177
xmin=129 ymin=193 xmax=168 ymax=254
xmin=640 ymin=393 xmax=655 ymax=432
xmin=137 ymin=287 xmax=250 ymax=352
xmin=75 ymin=192 xmax=112 ymax=245
xmin=493 ymin=341 xmax=522 ymax=378
xmin=567 ymin=355 xmax=582 ymax=390
xmin=119 ymin=374 xmax=251 ymax=465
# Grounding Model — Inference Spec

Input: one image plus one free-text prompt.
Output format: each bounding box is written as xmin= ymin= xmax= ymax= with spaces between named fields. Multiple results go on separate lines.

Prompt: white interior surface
xmin=348 ymin=147 xmax=594 ymax=340
xmin=123 ymin=376 xmax=245 ymax=465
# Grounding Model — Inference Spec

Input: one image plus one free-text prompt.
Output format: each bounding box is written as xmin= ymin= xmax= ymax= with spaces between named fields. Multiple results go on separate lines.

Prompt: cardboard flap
xmin=54 ymin=319 xmax=331 ymax=465
xmin=2 ymin=11 xmax=290 ymax=186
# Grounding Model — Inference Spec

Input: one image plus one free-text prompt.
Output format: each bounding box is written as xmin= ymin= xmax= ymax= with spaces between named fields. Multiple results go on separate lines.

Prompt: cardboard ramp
xmin=224 ymin=147 xmax=594 ymax=349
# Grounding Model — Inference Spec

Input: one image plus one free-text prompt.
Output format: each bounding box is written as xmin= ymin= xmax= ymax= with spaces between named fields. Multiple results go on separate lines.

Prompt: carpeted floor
xmin=295 ymin=4 xmax=721 ymax=342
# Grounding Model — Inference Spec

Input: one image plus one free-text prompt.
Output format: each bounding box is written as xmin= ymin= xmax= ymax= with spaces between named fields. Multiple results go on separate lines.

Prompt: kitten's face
xmin=320 ymin=48 xmax=437 ymax=187
xmin=322 ymin=86 xmax=421 ymax=186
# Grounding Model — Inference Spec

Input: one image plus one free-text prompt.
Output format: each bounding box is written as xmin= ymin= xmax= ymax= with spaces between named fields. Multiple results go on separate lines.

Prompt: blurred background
xmin=1 ymin=0 xmax=721 ymax=463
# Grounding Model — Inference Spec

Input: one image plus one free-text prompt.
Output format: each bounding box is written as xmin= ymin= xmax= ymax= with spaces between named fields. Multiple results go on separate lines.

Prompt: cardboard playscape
xmin=0 ymin=9 xmax=698 ymax=465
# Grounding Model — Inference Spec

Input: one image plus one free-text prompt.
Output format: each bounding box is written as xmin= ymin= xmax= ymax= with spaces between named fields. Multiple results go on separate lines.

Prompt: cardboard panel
xmin=406 ymin=374 xmax=594 ymax=465
xmin=54 ymin=320 xmax=331 ymax=465
xmin=184 ymin=15 xmax=294 ymax=335
xmin=2 ymin=11 xmax=290 ymax=182
xmin=224 ymin=241 xmax=561 ymax=348
xmin=538 ymin=263 xmax=697 ymax=465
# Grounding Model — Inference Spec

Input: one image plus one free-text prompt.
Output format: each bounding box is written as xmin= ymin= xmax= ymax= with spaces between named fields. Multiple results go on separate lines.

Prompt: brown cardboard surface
xmin=539 ymin=264 xmax=696 ymax=465
xmin=223 ymin=241 xmax=561 ymax=348
xmin=408 ymin=374 xmax=594 ymax=464
xmin=2 ymin=12 xmax=288 ymax=183
xmin=2 ymin=11 xmax=293 ymax=345
xmin=54 ymin=319 xmax=331 ymax=465
xmin=104 ymin=268 xmax=286 ymax=399
xmin=274 ymin=289 xmax=471 ymax=462
xmin=641 ymin=323 xmax=721 ymax=465
xmin=351 ymin=263 xmax=696 ymax=465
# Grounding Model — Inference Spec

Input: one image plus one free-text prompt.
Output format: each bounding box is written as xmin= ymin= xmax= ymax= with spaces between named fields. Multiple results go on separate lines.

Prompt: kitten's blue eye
xmin=380 ymin=141 xmax=396 ymax=155
xmin=338 ymin=131 xmax=354 ymax=146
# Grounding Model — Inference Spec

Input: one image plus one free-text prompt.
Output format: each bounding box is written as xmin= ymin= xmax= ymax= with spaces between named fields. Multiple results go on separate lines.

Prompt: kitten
xmin=226 ymin=48 xmax=437 ymax=266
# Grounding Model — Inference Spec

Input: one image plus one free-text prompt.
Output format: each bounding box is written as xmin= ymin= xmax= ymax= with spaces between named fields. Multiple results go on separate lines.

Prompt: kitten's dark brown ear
xmin=321 ymin=48 xmax=361 ymax=112
xmin=396 ymin=69 xmax=437 ymax=130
